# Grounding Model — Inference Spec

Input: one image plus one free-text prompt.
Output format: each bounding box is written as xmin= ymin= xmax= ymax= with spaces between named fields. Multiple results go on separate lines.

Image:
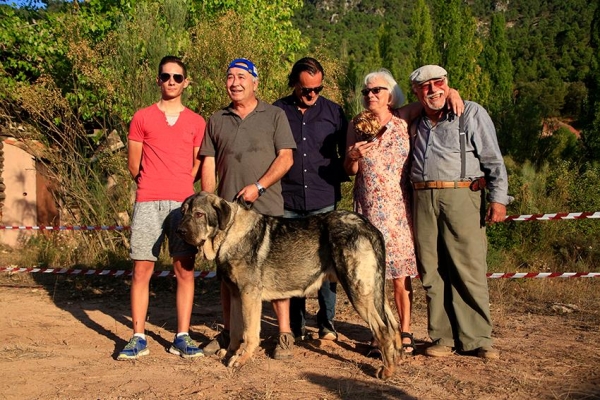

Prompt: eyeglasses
xmin=300 ymin=86 xmax=324 ymax=96
xmin=361 ymin=86 xmax=388 ymax=96
xmin=159 ymin=73 xmax=185 ymax=84
xmin=417 ymin=78 xmax=446 ymax=90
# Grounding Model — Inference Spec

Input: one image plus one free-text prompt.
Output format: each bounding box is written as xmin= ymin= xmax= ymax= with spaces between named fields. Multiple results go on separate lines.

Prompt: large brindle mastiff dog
xmin=177 ymin=192 xmax=402 ymax=379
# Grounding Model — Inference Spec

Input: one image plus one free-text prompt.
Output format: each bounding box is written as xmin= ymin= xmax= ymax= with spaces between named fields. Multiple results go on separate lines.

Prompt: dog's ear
xmin=215 ymin=198 xmax=232 ymax=230
xmin=208 ymin=195 xmax=232 ymax=230
xmin=202 ymin=239 xmax=217 ymax=261
xmin=181 ymin=195 xmax=193 ymax=214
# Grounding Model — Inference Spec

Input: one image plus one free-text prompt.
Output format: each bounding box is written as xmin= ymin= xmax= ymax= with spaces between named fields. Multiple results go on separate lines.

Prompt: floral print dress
xmin=354 ymin=115 xmax=417 ymax=279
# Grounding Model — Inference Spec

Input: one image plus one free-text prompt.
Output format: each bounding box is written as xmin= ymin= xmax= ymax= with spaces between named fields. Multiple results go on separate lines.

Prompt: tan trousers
xmin=413 ymin=188 xmax=493 ymax=351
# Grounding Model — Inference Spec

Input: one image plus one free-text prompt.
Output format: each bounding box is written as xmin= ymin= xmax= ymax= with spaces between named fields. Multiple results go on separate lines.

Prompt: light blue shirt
xmin=410 ymin=101 xmax=510 ymax=205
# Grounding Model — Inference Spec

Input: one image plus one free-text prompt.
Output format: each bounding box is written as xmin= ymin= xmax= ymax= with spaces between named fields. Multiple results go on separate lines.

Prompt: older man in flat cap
xmin=200 ymin=58 xmax=297 ymax=360
xmin=409 ymin=64 xmax=509 ymax=359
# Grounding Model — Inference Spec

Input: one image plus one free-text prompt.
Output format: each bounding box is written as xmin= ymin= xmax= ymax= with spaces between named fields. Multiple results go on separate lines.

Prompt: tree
xmin=0 ymin=0 xmax=312 ymax=247
xmin=410 ymin=0 xmax=439 ymax=67
xmin=432 ymin=0 xmax=483 ymax=101
xmin=194 ymin=0 xmax=306 ymax=59
xmin=480 ymin=12 xmax=514 ymax=115
xmin=581 ymin=0 xmax=600 ymax=161
xmin=0 ymin=6 xmax=66 ymax=85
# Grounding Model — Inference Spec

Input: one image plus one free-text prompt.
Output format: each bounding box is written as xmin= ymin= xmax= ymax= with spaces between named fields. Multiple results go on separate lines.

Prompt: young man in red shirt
xmin=118 ymin=56 xmax=206 ymax=360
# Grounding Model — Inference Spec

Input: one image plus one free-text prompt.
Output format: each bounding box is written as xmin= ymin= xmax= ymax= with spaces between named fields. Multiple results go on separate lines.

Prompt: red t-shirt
xmin=128 ymin=104 xmax=205 ymax=202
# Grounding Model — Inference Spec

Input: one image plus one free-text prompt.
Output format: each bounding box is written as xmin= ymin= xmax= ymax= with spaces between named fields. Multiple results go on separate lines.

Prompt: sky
xmin=0 ymin=0 xmax=47 ymax=8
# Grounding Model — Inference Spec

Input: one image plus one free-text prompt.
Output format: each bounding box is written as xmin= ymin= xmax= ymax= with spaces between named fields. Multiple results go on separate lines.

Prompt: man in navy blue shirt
xmin=274 ymin=57 xmax=348 ymax=341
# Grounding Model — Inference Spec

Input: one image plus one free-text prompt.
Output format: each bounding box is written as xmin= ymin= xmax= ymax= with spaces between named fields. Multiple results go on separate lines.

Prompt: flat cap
xmin=409 ymin=65 xmax=447 ymax=83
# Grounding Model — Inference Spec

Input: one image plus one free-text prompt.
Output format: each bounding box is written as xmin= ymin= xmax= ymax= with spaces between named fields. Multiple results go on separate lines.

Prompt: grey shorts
xmin=129 ymin=200 xmax=198 ymax=261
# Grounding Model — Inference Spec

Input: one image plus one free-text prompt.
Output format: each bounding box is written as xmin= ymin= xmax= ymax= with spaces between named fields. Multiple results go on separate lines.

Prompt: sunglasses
xmin=361 ymin=86 xmax=388 ymax=96
xmin=417 ymin=78 xmax=446 ymax=90
xmin=300 ymin=86 xmax=324 ymax=96
xmin=159 ymin=73 xmax=185 ymax=84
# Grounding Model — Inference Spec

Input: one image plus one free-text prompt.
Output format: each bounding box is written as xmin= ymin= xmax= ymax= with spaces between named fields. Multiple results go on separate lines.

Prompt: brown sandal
xmin=401 ymin=332 xmax=416 ymax=356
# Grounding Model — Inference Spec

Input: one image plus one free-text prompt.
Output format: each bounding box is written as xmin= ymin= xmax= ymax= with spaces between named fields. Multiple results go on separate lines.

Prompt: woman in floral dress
xmin=345 ymin=69 xmax=464 ymax=357
xmin=344 ymin=68 xmax=417 ymax=356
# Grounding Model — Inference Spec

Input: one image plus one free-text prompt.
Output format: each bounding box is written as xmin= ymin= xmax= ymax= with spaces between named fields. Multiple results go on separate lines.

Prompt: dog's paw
xmin=375 ymin=365 xmax=393 ymax=380
xmin=227 ymin=349 xmax=252 ymax=368
xmin=226 ymin=355 xmax=239 ymax=368
xmin=216 ymin=348 xmax=227 ymax=358
xmin=227 ymin=355 xmax=247 ymax=369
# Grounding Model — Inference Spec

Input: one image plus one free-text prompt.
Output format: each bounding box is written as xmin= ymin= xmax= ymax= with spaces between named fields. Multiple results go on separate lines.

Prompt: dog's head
xmin=177 ymin=192 xmax=234 ymax=260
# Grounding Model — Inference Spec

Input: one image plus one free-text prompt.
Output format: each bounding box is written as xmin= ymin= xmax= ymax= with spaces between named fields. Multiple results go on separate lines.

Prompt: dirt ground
xmin=0 ymin=272 xmax=599 ymax=400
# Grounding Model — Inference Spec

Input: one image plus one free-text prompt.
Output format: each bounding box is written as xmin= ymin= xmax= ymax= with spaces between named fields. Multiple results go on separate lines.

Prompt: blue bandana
xmin=227 ymin=58 xmax=258 ymax=77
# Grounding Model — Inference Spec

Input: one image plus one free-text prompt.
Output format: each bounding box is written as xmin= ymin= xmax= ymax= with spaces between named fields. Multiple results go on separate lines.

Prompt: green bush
xmin=487 ymin=158 xmax=600 ymax=272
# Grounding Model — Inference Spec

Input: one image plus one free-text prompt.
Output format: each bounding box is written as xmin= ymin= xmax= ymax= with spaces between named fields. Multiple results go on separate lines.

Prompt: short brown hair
xmin=158 ymin=55 xmax=187 ymax=77
xmin=287 ymin=57 xmax=324 ymax=87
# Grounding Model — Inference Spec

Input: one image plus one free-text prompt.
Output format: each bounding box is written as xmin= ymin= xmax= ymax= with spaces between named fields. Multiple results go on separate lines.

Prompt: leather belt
xmin=413 ymin=181 xmax=472 ymax=190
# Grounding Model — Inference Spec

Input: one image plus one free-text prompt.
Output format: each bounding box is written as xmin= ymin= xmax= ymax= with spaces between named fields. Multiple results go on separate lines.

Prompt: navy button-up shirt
xmin=274 ymin=95 xmax=348 ymax=211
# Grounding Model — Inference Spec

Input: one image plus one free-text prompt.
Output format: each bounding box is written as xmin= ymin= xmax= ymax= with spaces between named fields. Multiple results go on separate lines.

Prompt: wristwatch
xmin=255 ymin=182 xmax=266 ymax=196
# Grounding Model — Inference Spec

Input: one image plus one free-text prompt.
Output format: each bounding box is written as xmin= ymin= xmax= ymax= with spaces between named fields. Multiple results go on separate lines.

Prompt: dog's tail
xmin=368 ymin=223 xmax=400 ymax=342
xmin=328 ymin=211 xmax=402 ymax=377
xmin=359 ymin=221 xmax=402 ymax=376
xmin=336 ymin=221 xmax=401 ymax=377
xmin=371 ymin=234 xmax=402 ymax=355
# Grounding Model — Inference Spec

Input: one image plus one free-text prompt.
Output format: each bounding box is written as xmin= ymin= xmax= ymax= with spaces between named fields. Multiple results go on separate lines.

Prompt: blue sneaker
xmin=169 ymin=334 xmax=204 ymax=358
xmin=117 ymin=336 xmax=149 ymax=360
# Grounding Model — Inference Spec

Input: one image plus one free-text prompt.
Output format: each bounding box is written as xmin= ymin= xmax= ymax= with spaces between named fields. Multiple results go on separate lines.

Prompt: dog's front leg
xmin=226 ymin=292 xmax=243 ymax=359
xmin=227 ymin=287 xmax=262 ymax=368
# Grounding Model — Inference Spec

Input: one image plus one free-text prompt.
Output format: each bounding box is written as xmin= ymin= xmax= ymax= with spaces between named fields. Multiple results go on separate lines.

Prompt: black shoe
xmin=294 ymin=327 xmax=316 ymax=341
xmin=203 ymin=329 xmax=230 ymax=356
xmin=318 ymin=327 xmax=338 ymax=341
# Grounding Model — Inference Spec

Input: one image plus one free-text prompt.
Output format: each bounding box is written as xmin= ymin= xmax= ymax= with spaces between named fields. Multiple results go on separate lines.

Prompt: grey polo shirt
xmin=200 ymin=99 xmax=296 ymax=216
xmin=410 ymin=101 xmax=510 ymax=205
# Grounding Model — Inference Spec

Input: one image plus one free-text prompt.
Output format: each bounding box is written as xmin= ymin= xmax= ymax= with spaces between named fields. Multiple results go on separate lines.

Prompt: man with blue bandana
xmin=200 ymin=58 xmax=297 ymax=360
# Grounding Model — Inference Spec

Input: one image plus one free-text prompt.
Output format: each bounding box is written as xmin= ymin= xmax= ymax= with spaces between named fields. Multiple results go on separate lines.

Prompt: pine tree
xmin=480 ymin=12 xmax=514 ymax=115
xmin=432 ymin=0 xmax=482 ymax=101
xmin=410 ymin=0 xmax=439 ymax=67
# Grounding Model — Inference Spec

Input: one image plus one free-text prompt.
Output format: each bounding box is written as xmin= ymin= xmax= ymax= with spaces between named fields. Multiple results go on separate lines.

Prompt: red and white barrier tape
xmin=0 ymin=225 xmax=129 ymax=231
xmin=0 ymin=267 xmax=598 ymax=279
xmin=412 ymin=272 xmax=600 ymax=279
xmin=0 ymin=211 xmax=599 ymax=231
xmin=504 ymin=212 xmax=600 ymax=221
xmin=0 ymin=267 xmax=215 ymax=279
xmin=486 ymin=272 xmax=600 ymax=278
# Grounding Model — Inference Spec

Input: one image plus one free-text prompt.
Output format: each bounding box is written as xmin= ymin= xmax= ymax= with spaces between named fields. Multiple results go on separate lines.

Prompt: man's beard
xmin=425 ymin=91 xmax=446 ymax=111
